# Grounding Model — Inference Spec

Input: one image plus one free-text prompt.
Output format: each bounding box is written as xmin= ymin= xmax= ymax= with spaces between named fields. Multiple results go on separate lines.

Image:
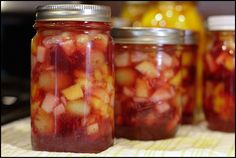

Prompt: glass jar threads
xmin=111 ymin=27 xmax=184 ymax=140
xmin=31 ymin=4 xmax=114 ymax=153
xmin=203 ymin=15 xmax=235 ymax=132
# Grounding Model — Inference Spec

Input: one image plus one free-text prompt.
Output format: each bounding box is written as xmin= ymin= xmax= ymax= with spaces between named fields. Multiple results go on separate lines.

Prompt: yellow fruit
xmin=170 ymin=71 xmax=182 ymax=86
xmin=115 ymin=52 xmax=130 ymax=67
xmin=116 ymin=68 xmax=136 ymax=86
xmin=135 ymin=78 xmax=149 ymax=98
xmin=62 ymin=83 xmax=83 ymax=101
xmin=31 ymin=101 xmax=40 ymax=115
xmin=135 ymin=61 xmax=158 ymax=78
xmin=182 ymin=53 xmax=193 ymax=66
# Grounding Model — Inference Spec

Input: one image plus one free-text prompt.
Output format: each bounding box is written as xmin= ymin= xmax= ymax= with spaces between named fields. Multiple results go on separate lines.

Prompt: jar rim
xmin=111 ymin=27 xmax=184 ymax=44
xmin=35 ymin=4 xmax=111 ymax=22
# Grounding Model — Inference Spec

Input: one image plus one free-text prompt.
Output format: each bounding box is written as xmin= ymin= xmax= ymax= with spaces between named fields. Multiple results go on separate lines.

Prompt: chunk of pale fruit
xmin=66 ymin=100 xmax=90 ymax=116
xmin=41 ymin=93 xmax=59 ymax=113
xmin=62 ymin=83 xmax=83 ymax=101
xmin=135 ymin=61 xmax=158 ymax=78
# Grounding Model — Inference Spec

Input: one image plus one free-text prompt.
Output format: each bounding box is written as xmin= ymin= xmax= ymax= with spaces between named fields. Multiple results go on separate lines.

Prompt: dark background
xmin=1 ymin=1 xmax=235 ymax=124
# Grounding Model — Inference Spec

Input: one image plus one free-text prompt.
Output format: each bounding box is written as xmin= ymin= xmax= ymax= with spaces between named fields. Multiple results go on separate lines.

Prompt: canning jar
xmin=141 ymin=1 xmax=206 ymax=122
xmin=111 ymin=27 xmax=184 ymax=140
xmin=203 ymin=15 xmax=235 ymax=132
xmin=31 ymin=4 xmax=114 ymax=153
xmin=181 ymin=31 xmax=198 ymax=124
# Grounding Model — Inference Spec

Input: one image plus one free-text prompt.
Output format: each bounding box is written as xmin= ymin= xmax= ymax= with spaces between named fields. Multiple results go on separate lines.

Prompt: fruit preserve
xmin=203 ymin=15 xmax=235 ymax=132
xmin=181 ymin=31 xmax=198 ymax=124
xmin=111 ymin=27 xmax=184 ymax=140
xmin=31 ymin=4 xmax=114 ymax=153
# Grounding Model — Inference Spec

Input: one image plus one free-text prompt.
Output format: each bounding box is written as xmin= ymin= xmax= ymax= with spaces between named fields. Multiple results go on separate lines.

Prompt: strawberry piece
xmin=205 ymin=53 xmax=218 ymax=73
xmin=53 ymin=103 xmax=65 ymax=116
xmin=33 ymin=108 xmax=54 ymax=134
xmin=116 ymin=68 xmax=137 ymax=86
xmin=66 ymin=100 xmax=90 ymax=116
xmin=115 ymin=52 xmax=130 ymax=67
xmin=41 ymin=93 xmax=59 ymax=113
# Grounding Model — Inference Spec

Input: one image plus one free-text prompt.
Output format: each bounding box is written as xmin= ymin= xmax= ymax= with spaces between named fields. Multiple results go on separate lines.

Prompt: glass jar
xmin=31 ymin=4 xmax=114 ymax=153
xmin=111 ymin=27 xmax=184 ymax=140
xmin=141 ymin=1 xmax=206 ymax=122
xmin=181 ymin=31 xmax=198 ymax=124
xmin=203 ymin=15 xmax=235 ymax=132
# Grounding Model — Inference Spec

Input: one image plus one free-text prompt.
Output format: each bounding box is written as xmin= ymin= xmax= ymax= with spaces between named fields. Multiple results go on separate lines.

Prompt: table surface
xmin=1 ymin=117 xmax=235 ymax=157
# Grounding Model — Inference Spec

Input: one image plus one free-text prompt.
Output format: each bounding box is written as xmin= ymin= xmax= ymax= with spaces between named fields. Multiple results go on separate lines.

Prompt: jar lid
xmin=184 ymin=30 xmax=198 ymax=45
xmin=111 ymin=27 xmax=184 ymax=44
xmin=35 ymin=4 xmax=111 ymax=22
xmin=207 ymin=15 xmax=235 ymax=31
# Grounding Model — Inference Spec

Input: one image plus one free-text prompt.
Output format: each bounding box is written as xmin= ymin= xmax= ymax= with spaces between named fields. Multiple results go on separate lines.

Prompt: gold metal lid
xmin=111 ymin=27 xmax=184 ymax=44
xmin=35 ymin=4 xmax=111 ymax=22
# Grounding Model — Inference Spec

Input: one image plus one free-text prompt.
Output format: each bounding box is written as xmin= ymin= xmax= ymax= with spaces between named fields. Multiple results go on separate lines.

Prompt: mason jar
xmin=181 ymin=30 xmax=199 ymax=124
xmin=203 ymin=15 xmax=235 ymax=132
xmin=31 ymin=4 xmax=114 ymax=153
xmin=111 ymin=27 xmax=184 ymax=140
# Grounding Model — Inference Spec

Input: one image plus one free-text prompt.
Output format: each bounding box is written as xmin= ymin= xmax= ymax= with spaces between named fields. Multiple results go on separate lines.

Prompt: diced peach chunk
xmin=34 ymin=108 xmax=54 ymax=134
xmin=62 ymin=83 xmax=83 ymax=101
xmin=31 ymin=101 xmax=40 ymax=115
xmin=135 ymin=79 xmax=149 ymax=98
xmin=116 ymin=68 xmax=136 ymax=86
xmin=182 ymin=53 xmax=193 ymax=66
xmin=131 ymin=51 xmax=148 ymax=63
xmin=162 ymin=69 xmax=174 ymax=81
xmin=94 ymin=70 xmax=103 ymax=81
xmin=115 ymin=52 xmax=130 ymax=67
xmin=36 ymin=46 xmax=47 ymax=63
xmin=53 ymin=103 xmax=65 ymax=116
xmin=150 ymin=88 xmax=174 ymax=102
xmin=87 ymin=123 xmax=99 ymax=135
xmin=135 ymin=61 xmax=158 ymax=78
xmin=66 ymin=100 xmax=90 ymax=116
xmin=170 ymin=71 xmax=182 ymax=86
xmin=41 ymin=93 xmax=59 ymax=113
xmin=216 ymin=53 xmax=235 ymax=71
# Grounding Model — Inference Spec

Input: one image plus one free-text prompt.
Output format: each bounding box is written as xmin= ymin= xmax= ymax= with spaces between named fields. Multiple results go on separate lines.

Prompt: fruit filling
xmin=31 ymin=21 xmax=114 ymax=153
xmin=114 ymin=44 xmax=182 ymax=140
xmin=203 ymin=31 xmax=235 ymax=132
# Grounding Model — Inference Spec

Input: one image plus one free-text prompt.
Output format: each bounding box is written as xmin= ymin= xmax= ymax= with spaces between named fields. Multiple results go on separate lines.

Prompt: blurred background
xmin=1 ymin=1 xmax=235 ymax=124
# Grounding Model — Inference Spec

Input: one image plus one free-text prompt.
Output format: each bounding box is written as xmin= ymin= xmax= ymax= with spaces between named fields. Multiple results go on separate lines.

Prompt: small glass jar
xmin=111 ymin=27 xmax=184 ymax=140
xmin=203 ymin=15 xmax=235 ymax=132
xmin=181 ymin=31 xmax=198 ymax=124
xmin=31 ymin=4 xmax=114 ymax=153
